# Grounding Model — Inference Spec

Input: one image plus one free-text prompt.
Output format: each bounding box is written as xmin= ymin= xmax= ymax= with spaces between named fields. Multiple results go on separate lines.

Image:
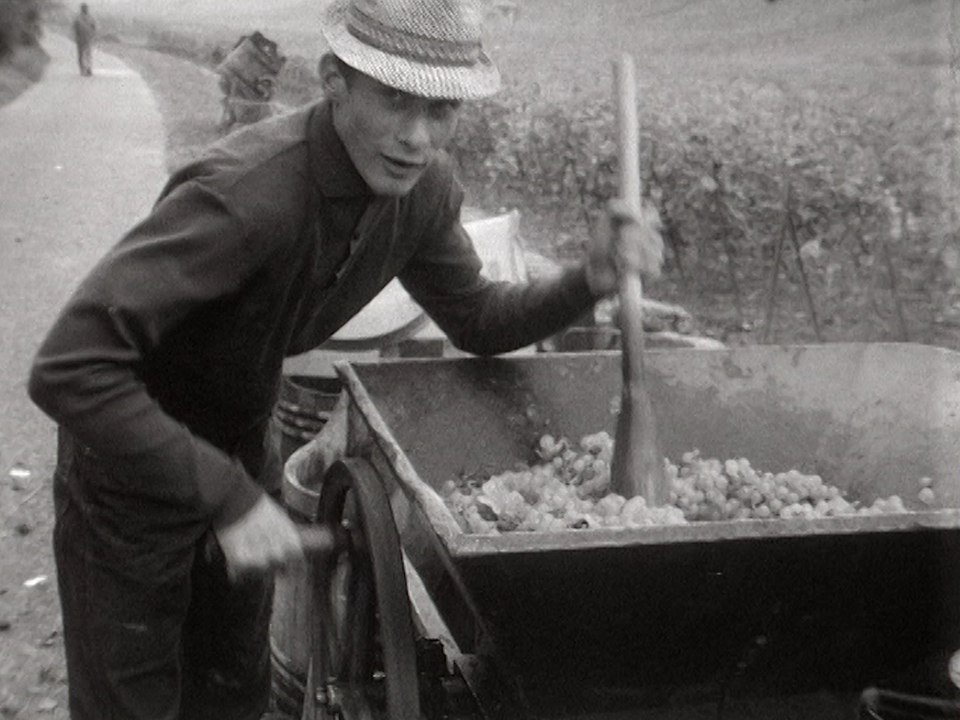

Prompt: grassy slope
xmin=94 ymin=0 xmax=954 ymax=214
xmin=105 ymin=0 xmax=953 ymax=116
xmin=95 ymin=0 xmax=957 ymax=346
xmin=109 ymin=42 xmax=225 ymax=172
xmin=109 ymin=0 xmax=955 ymax=214
xmin=94 ymin=0 xmax=954 ymax=153
xmin=489 ymin=0 xmax=951 ymax=117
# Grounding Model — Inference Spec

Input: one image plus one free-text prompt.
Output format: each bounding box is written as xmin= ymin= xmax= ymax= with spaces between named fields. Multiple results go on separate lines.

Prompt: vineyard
xmin=1 ymin=3 xmax=957 ymax=716
xmin=67 ymin=0 xmax=960 ymax=347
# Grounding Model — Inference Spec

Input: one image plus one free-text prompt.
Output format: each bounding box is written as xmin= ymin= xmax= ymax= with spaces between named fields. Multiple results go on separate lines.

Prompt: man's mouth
xmin=382 ymin=155 xmax=425 ymax=175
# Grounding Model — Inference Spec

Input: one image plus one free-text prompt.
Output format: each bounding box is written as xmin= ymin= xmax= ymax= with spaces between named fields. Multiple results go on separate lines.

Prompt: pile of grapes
xmin=441 ymin=432 xmax=935 ymax=535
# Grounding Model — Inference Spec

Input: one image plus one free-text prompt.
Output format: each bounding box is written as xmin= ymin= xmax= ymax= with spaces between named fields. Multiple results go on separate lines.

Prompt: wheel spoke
xmin=344 ymin=548 xmax=374 ymax=680
xmin=328 ymin=552 xmax=352 ymax=679
xmin=310 ymin=458 xmax=423 ymax=720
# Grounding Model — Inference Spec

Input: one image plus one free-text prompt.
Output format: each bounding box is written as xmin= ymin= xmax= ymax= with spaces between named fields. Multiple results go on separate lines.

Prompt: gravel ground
xmin=0 ymin=42 xmax=67 ymax=720
xmin=0 ymin=37 xmax=226 ymax=720
xmin=0 ymin=35 xmax=172 ymax=720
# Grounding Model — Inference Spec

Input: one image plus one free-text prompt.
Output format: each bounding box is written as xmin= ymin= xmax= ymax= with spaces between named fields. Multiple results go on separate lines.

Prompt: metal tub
xmin=334 ymin=343 xmax=960 ymax=718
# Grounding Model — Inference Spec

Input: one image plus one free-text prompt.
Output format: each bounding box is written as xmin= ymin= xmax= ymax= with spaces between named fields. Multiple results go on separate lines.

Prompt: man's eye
xmin=429 ymin=100 xmax=461 ymax=120
xmin=384 ymin=88 xmax=407 ymax=107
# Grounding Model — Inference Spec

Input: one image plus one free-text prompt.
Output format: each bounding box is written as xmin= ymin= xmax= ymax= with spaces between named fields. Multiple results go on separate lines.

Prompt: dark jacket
xmin=72 ymin=12 xmax=96 ymax=46
xmin=28 ymin=100 xmax=598 ymax=530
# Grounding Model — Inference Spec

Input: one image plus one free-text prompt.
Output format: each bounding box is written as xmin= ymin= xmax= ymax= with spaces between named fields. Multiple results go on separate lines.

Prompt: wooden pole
xmin=608 ymin=53 xmax=666 ymax=504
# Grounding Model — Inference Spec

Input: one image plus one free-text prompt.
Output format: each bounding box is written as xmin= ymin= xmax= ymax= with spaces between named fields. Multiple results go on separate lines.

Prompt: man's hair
xmin=323 ymin=53 xmax=359 ymax=87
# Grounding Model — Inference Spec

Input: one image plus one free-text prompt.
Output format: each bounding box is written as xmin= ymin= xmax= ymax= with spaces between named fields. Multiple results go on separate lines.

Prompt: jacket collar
xmin=309 ymin=100 xmax=372 ymax=200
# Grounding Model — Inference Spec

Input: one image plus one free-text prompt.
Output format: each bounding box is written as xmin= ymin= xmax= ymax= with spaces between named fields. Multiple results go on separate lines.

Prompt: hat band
xmin=346 ymin=5 xmax=482 ymax=68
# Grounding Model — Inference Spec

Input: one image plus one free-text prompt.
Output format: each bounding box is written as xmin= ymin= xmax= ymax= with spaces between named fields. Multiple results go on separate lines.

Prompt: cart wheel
xmin=302 ymin=458 xmax=421 ymax=720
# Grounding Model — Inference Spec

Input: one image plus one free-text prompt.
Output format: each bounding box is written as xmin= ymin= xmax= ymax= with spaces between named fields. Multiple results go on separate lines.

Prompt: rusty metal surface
xmin=338 ymin=343 xmax=960 ymax=552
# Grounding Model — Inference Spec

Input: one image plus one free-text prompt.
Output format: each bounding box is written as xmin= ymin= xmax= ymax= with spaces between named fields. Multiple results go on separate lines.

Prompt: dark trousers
xmin=53 ymin=452 xmax=273 ymax=720
xmin=76 ymin=42 xmax=92 ymax=75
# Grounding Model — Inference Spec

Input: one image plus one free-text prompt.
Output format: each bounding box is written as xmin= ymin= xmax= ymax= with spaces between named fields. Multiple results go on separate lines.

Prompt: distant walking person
xmin=72 ymin=3 xmax=96 ymax=76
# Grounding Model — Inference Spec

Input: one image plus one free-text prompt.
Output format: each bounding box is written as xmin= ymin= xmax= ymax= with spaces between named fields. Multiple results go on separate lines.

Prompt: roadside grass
xmin=102 ymin=41 xmax=225 ymax=172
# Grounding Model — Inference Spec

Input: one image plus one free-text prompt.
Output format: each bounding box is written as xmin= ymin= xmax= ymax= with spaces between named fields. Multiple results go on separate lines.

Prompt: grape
xmin=442 ymin=431 xmax=936 ymax=535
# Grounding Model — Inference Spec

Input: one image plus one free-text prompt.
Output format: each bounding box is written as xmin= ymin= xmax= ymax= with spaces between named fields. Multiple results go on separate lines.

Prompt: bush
xmin=450 ymin=77 xmax=959 ymax=345
xmin=0 ymin=0 xmax=42 ymax=57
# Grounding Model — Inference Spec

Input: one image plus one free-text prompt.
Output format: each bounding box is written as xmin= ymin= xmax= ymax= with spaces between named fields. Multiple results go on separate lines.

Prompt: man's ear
xmin=319 ymin=54 xmax=348 ymax=102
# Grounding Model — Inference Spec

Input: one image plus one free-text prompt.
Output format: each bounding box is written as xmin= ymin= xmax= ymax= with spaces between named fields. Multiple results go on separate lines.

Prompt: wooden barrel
xmin=272 ymin=375 xmax=340 ymax=466
xmin=269 ymin=375 xmax=340 ymax=716
xmin=269 ymin=462 xmax=319 ymax=716
xmin=270 ymin=470 xmax=319 ymax=718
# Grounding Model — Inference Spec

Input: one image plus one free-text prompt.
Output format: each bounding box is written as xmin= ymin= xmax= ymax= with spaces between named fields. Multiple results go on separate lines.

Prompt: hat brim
xmin=320 ymin=0 xmax=501 ymax=101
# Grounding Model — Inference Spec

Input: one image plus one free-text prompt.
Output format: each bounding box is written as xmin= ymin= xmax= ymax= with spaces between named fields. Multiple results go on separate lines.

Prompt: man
xmin=28 ymin=0 xmax=663 ymax=718
xmin=71 ymin=3 xmax=96 ymax=76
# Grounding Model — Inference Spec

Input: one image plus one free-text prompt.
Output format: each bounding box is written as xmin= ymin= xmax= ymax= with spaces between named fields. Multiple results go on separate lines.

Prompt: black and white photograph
xmin=0 ymin=0 xmax=958 ymax=718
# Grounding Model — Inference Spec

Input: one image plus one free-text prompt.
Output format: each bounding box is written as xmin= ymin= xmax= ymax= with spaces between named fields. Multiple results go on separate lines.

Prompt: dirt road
xmin=0 ymin=31 xmax=166 ymax=718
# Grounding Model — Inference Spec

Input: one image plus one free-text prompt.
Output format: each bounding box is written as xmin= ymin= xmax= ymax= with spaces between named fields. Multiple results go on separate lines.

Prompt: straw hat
xmin=321 ymin=0 xmax=501 ymax=100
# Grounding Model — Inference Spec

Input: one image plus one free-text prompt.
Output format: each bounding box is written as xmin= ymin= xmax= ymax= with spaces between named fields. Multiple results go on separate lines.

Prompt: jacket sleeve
xmin=398 ymin=176 xmax=600 ymax=356
xmin=27 ymin=179 xmax=266 ymax=529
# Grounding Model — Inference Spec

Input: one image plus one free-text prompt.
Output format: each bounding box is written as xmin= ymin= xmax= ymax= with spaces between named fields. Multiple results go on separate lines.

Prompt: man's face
xmin=331 ymin=71 xmax=462 ymax=197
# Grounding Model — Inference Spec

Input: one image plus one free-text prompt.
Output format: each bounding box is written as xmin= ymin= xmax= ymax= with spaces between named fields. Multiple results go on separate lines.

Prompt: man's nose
xmin=398 ymin=112 xmax=433 ymax=149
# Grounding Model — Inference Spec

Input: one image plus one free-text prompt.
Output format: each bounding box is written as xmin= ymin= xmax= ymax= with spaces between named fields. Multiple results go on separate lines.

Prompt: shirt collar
xmin=309 ymin=100 xmax=373 ymax=200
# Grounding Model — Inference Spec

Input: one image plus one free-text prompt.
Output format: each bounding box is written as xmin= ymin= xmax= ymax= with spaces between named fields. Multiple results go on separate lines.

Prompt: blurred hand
xmin=585 ymin=197 xmax=664 ymax=297
xmin=214 ymin=493 xmax=306 ymax=581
